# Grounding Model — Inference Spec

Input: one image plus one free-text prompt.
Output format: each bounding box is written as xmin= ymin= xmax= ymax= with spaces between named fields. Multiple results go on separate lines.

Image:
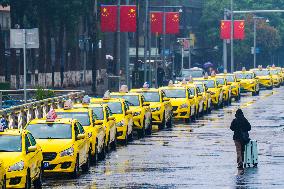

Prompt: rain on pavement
xmin=43 ymin=88 xmax=284 ymax=189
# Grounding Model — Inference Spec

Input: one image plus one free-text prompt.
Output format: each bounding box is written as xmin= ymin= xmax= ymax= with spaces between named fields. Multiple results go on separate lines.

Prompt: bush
xmin=34 ymin=87 xmax=55 ymax=101
xmin=0 ymin=82 xmax=10 ymax=90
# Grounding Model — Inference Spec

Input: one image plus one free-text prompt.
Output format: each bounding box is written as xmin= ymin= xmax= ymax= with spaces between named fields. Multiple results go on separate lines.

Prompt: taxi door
xmin=74 ymin=123 xmax=88 ymax=166
xmin=24 ymin=134 xmax=39 ymax=180
xmin=92 ymin=111 xmax=105 ymax=152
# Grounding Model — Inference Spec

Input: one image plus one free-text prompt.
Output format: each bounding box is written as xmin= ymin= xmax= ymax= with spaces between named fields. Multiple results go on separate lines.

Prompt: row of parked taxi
xmin=0 ymin=65 xmax=283 ymax=189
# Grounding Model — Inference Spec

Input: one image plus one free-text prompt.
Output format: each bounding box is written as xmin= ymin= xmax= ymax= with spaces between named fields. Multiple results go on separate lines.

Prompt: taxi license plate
xmin=43 ymin=162 xmax=49 ymax=168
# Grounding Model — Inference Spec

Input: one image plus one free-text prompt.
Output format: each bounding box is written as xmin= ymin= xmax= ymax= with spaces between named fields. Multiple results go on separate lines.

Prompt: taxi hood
xmin=0 ymin=152 xmax=23 ymax=168
xmin=149 ymin=102 xmax=161 ymax=108
xmin=169 ymin=98 xmax=188 ymax=106
xmin=36 ymin=139 xmax=74 ymax=153
xmin=129 ymin=106 xmax=141 ymax=112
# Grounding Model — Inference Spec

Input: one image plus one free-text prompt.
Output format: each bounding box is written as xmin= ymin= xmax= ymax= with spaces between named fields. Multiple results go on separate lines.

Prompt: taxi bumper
xmin=6 ymin=169 xmax=27 ymax=188
xmin=116 ymin=125 xmax=127 ymax=140
xmin=42 ymin=153 xmax=77 ymax=173
xmin=172 ymin=106 xmax=190 ymax=119
xmin=240 ymin=83 xmax=256 ymax=92
xmin=151 ymin=110 xmax=163 ymax=124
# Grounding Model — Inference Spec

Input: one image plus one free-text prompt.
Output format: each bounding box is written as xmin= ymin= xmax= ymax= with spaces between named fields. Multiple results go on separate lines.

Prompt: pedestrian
xmin=230 ymin=109 xmax=251 ymax=170
xmin=157 ymin=64 xmax=165 ymax=87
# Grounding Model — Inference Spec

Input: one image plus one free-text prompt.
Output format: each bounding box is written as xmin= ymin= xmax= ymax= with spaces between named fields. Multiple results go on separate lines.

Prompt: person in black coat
xmin=230 ymin=109 xmax=251 ymax=169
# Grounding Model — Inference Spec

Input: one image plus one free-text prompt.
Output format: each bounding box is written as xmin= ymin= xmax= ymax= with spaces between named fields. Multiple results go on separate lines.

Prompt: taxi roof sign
xmin=46 ymin=109 xmax=57 ymax=122
xmin=103 ymin=90 xmax=111 ymax=99
xmin=143 ymin=82 xmax=150 ymax=89
xmin=168 ymin=80 xmax=174 ymax=87
xmin=181 ymin=78 xmax=187 ymax=85
xmin=204 ymin=72 xmax=209 ymax=79
xmin=119 ymin=85 xmax=129 ymax=93
xmin=242 ymin=67 xmax=246 ymax=72
xmin=223 ymin=69 xmax=228 ymax=74
xmin=82 ymin=95 xmax=91 ymax=104
xmin=64 ymin=100 xmax=73 ymax=110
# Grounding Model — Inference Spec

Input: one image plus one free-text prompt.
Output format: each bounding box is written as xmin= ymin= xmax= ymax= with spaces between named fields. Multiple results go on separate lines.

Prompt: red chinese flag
xmin=120 ymin=5 xmax=137 ymax=32
xmin=220 ymin=20 xmax=231 ymax=39
xmin=234 ymin=20 xmax=245 ymax=40
xmin=165 ymin=12 xmax=180 ymax=34
xmin=101 ymin=5 xmax=118 ymax=32
xmin=150 ymin=12 xmax=163 ymax=34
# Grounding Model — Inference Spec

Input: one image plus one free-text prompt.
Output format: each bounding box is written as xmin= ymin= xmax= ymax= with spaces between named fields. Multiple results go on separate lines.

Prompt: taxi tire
xmin=98 ymin=140 xmax=106 ymax=160
xmin=82 ymin=152 xmax=91 ymax=173
xmin=158 ymin=114 xmax=166 ymax=130
xmin=138 ymin=124 xmax=146 ymax=139
xmin=166 ymin=116 xmax=173 ymax=128
xmin=25 ymin=170 xmax=31 ymax=189
xmin=146 ymin=118 xmax=152 ymax=135
xmin=91 ymin=143 xmax=98 ymax=165
xmin=71 ymin=156 xmax=80 ymax=179
xmin=123 ymin=132 xmax=128 ymax=146
xmin=106 ymin=133 xmax=111 ymax=153
xmin=111 ymin=134 xmax=117 ymax=150
xmin=33 ymin=167 xmax=42 ymax=189
xmin=2 ymin=175 xmax=6 ymax=189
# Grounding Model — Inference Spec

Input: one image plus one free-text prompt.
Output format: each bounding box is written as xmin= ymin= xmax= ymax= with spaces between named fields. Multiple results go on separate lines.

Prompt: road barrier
xmin=0 ymin=90 xmax=85 ymax=129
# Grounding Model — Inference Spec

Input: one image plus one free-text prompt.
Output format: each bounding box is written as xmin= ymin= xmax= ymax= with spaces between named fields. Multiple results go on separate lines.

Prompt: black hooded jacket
xmin=230 ymin=109 xmax=251 ymax=141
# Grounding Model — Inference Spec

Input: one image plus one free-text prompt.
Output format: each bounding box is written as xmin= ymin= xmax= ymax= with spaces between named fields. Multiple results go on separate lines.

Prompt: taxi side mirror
xmin=143 ymin=102 xmax=150 ymax=106
xmin=198 ymin=93 xmax=203 ymax=97
xmin=163 ymin=97 xmax=170 ymax=101
xmin=95 ymin=120 xmax=104 ymax=125
xmin=189 ymin=95 xmax=194 ymax=99
xmin=108 ymin=116 xmax=115 ymax=121
xmin=126 ymin=110 xmax=132 ymax=115
xmin=218 ymin=85 xmax=222 ymax=88
xmin=28 ymin=146 xmax=37 ymax=153
xmin=76 ymin=134 xmax=85 ymax=140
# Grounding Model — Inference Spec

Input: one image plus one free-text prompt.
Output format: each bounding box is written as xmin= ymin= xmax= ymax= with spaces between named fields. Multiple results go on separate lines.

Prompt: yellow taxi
xmin=234 ymin=69 xmax=260 ymax=96
xmin=25 ymin=110 xmax=91 ymax=178
xmin=217 ymin=73 xmax=241 ymax=101
xmin=193 ymin=76 xmax=223 ymax=108
xmin=110 ymin=90 xmax=152 ymax=138
xmin=54 ymin=102 xmax=105 ymax=163
xmin=269 ymin=66 xmax=282 ymax=88
xmin=0 ymin=128 xmax=43 ymax=188
xmin=213 ymin=76 xmax=232 ymax=106
xmin=250 ymin=68 xmax=273 ymax=89
xmin=194 ymin=82 xmax=212 ymax=114
xmin=91 ymin=94 xmax=133 ymax=145
xmin=159 ymin=82 xmax=195 ymax=123
xmin=0 ymin=159 xmax=5 ymax=189
xmin=130 ymin=86 xmax=173 ymax=130
xmin=73 ymin=103 xmax=117 ymax=152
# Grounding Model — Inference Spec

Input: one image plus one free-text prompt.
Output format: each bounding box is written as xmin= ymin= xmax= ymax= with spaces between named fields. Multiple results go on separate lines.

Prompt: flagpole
xmin=148 ymin=6 xmax=152 ymax=86
xmin=155 ymin=33 xmax=158 ymax=88
xmin=162 ymin=0 xmax=166 ymax=68
xmin=117 ymin=0 xmax=121 ymax=88
xmin=223 ymin=9 xmax=228 ymax=71
xmin=144 ymin=0 xmax=149 ymax=83
xmin=230 ymin=0 xmax=234 ymax=72
xmin=125 ymin=0 xmax=130 ymax=87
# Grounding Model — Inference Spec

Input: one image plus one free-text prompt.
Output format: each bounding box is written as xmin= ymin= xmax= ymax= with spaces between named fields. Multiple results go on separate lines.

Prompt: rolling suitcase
xmin=244 ymin=140 xmax=258 ymax=167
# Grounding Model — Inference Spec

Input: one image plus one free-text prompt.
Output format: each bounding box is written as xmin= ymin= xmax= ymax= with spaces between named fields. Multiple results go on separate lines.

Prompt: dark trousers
xmin=234 ymin=140 xmax=245 ymax=168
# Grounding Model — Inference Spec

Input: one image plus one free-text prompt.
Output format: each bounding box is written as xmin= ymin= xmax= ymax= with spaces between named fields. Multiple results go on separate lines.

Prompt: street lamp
xmin=253 ymin=16 xmax=269 ymax=68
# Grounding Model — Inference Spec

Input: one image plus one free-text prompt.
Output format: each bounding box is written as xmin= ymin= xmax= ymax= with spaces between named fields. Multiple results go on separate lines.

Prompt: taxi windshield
xmin=26 ymin=123 xmax=72 ymax=139
xmin=0 ymin=135 xmax=22 ymax=152
xmin=56 ymin=112 xmax=91 ymax=126
xmin=254 ymin=70 xmax=269 ymax=76
xmin=216 ymin=78 xmax=225 ymax=85
xmin=92 ymin=107 xmax=104 ymax=120
xmin=163 ymin=89 xmax=186 ymax=98
xmin=106 ymin=102 xmax=123 ymax=114
xmin=141 ymin=92 xmax=160 ymax=102
xmin=111 ymin=95 xmax=140 ymax=106
xmin=225 ymin=75 xmax=235 ymax=82
xmin=270 ymin=70 xmax=279 ymax=75
xmin=235 ymin=73 xmax=254 ymax=79
xmin=196 ymin=84 xmax=204 ymax=92
xmin=195 ymin=80 xmax=216 ymax=88
xmin=181 ymin=69 xmax=204 ymax=78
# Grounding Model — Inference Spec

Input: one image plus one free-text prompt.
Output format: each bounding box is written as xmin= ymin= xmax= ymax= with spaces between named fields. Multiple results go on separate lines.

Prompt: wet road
xmin=43 ymin=88 xmax=284 ymax=189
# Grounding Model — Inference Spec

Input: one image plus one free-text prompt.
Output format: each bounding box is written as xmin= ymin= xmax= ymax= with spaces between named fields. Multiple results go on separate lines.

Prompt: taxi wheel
xmin=25 ymin=170 xmax=31 ymax=189
xmin=146 ymin=118 xmax=152 ymax=135
xmin=2 ymin=175 xmax=6 ymax=189
xmin=91 ymin=143 xmax=98 ymax=165
xmin=106 ymin=134 xmax=111 ymax=153
xmin=82 ymin=151 xmax=91 ymax=173
xmin=71 ymin=156 xmax=80 ymax=178
xmin=123 ymin=132 xmax=128 ymax=146
xmin=267 ymin=86 xmax=273 ymax=90
xmin=138 ymin=123 xmax=146 ymax=139
xmin=158 ymin=114 xmax=166 ymax=130
xmin=98 ymin=141 xmax=106 ymax=160
xmin=111 ymin=134 xmax=117 ymax=150
xmin=166 ymin=115 xmax=173 ymax=128
xmin=33 ymin=166 xmax=43 ymax=189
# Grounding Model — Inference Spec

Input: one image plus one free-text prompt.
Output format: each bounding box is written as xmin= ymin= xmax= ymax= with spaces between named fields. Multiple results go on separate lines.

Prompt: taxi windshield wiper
xmin=0 ymin=150 xmax=13 ymax=152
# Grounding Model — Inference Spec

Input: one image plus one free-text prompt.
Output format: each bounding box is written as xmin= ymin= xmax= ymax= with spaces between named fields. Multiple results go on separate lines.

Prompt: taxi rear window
xmin=26 ymin=123 xmax=72 ymax=139
xmin=0 ymin=135 xmax=22 ymax=152
xmin=56 ymin=112 xmax=91 ymax=126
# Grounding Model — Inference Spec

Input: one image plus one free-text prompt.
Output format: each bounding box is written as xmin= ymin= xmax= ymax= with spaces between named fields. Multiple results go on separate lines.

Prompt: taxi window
xmin=141 ymin=92 xmax=160 ymax=102
xmin=56 ymin=112 xmax=91 ymax=126
xmin=203 ymin=80 xmax=216 ymax=88
xmin=270 ymin=70 xmax=279 ymax=75
xmin=163 ymin=89 xmax=186 ymax=98
xmin=196 ymin=84 xmax=204 ymax=92
xmin=235 ymin=73 xmax=254 ymax=79
xmin=188 ymin=88 xmax=195 ymax=96
xmin=106 ymin=102 xmax=123 ymax=114
xmin=216 ymin=78 xmax=225 ymax=85
xmin=27 ymin=133 xmax=37 ymax=146
xmin=76 ymin=122 xmax=85 ymax=134
xmin=25 ymin=135 xmax=32 ymax=152
xmin=111 ymin=95 xmax=140 ymax=106
xmin=225 ymin=75 xmax=235 ymax=82
xmin=0 ymin=135 xmax=22 ymax=152
xmin=26 ymin=123 xmax=72 ymax=139
xmin=92 ymin=107 xmax=104 ymax=120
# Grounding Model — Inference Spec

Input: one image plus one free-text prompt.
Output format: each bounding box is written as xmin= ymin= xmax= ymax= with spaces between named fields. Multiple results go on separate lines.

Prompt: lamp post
xmin=230 ymin=0 xmax=234 ymax=73
xmin=253 ymin=16 xmax=269 ymax=68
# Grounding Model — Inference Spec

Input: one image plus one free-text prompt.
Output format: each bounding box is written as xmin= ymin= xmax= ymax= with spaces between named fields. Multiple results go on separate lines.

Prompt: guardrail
xmin=0 ymin=90 xmax=85 ymax=129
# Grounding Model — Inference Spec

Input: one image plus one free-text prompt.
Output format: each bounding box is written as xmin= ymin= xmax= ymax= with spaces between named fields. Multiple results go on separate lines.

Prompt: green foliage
xmin=34 ymin=87 xmax=55 ymax=101
xmin=0 ymin=82 xmax=10 ymax=90
xmin=199 ymin=0 xmax=283 ymax=69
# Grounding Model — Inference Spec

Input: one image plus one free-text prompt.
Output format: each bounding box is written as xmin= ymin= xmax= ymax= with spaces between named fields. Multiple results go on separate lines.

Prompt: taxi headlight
xmin=151 ymin=107 xmax=161 ymax=112
xmin=250 ymin=81 xmax=254 ymax=84
xmin=133 ymin=112 xmax=141 ymax=116
xmin=88 ymin=133 xmax=92 ymax=138
xmin=8 ymin=160 xmax=24 ymax=172
xmin=180 ymin=104 xmax=188 ymax=108
xmin=209 ymin=91 xmax=215 ymax=95
xmin=60 ymin=147 xmax=74 ymax=157
xmin=116 ymin=120 xmax=124 ymax=127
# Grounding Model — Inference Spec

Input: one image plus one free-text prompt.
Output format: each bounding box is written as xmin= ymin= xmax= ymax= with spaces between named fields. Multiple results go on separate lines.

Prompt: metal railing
xmin=0 ymin=90 xmax=85 ymax=129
